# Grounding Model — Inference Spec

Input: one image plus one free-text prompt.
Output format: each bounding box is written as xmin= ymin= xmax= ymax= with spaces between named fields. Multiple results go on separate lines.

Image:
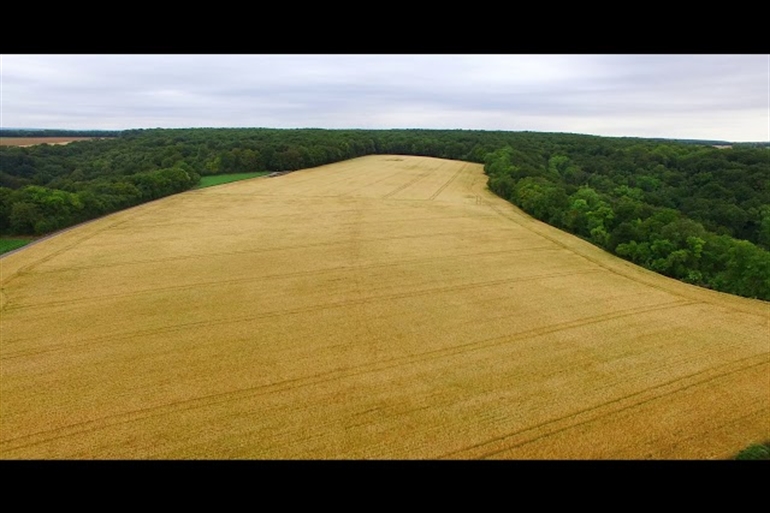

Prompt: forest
xmin=0 ymin=128 xmax=767 ymax=300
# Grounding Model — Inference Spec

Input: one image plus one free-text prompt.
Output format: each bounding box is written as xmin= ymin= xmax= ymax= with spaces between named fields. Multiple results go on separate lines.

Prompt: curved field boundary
xmin=1 ymin=155 xmax=767 ymax=459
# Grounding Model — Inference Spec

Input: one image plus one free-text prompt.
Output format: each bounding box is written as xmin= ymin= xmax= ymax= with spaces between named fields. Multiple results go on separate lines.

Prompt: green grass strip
xmin=0 ymin=238 xmax=34 ymax=255
xmin=195 ymin=172 xmax=269 ymax=189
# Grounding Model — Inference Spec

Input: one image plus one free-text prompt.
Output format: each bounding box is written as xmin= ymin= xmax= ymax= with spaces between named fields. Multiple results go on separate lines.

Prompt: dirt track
xmin=1 ymin=155 xmax=767 ymax=459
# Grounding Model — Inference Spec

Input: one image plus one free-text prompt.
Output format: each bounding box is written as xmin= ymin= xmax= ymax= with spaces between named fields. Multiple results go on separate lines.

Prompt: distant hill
xmin=645 ymin=137 xmax=732 ymax=146
xmin=644 ymin=138 xmax=770 ymax=148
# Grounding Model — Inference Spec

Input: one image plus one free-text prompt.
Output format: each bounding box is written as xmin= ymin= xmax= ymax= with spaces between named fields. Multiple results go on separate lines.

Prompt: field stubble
xmin=0 ymin=155 xmax=767 ymax=459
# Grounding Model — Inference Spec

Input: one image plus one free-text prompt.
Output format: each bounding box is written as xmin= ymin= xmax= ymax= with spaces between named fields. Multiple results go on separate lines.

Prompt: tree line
xmin=0 ymin=129 xmax=122 ymax=138
xmin=483 ymin=143 xmax=769 ymax=300
xmin=1 ymin=128 xmax=767 ymax=300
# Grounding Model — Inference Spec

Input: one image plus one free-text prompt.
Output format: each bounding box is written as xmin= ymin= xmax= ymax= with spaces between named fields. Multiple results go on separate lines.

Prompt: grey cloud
xmin=2 ymin=54 xmax=767 ymax=141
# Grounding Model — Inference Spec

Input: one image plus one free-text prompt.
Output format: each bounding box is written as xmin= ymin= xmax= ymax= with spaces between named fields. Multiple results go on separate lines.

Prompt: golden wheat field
xmin=1 ymin=155 xmax=768 ymax=459
xmin=0 ymin=137 xmax=108 ymax=147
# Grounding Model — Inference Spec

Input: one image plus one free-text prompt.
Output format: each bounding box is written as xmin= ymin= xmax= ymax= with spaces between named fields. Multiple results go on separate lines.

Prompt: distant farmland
xmin=0 ymin=155 xmax=767 ymax=459
xmin=0 ymin=137 xmax=112 ymax=147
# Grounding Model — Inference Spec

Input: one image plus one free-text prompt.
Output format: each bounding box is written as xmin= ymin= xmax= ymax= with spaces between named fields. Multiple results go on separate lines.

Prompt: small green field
xmin=195 ymin=172 xmax=269 ymax=189
xmin=0 ymin=238 xmax=34 ymax=256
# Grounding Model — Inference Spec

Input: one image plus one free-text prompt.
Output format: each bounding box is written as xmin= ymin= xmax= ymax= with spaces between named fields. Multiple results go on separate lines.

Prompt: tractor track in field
xmin=3 ymin=244 xmax=560 ymax=313
xmin=2 ymin=155 xmax=767 ymax=459
xmin=2 ymin=267 xmax=607 ymax=356
xmin=443 ymin=355 xmax=770 ymax=459
xmin=1 ymin=298 xmax=700 ymax=454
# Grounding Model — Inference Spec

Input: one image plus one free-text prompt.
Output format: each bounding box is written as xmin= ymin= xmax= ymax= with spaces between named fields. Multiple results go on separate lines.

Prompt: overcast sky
xmin=2 ymin=54 xmax=768 ymax=142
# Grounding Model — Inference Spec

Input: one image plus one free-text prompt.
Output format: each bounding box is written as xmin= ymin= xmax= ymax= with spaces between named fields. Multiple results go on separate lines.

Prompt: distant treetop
xmin=0 ymin=129 xmax=124 ymax=138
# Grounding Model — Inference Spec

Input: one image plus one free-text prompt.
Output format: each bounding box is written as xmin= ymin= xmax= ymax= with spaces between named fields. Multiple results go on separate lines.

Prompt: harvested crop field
xmin=0 ymin=137 xmax=109 ymax=147
xmin=1 ymin=155 xmax=768 ymax=459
